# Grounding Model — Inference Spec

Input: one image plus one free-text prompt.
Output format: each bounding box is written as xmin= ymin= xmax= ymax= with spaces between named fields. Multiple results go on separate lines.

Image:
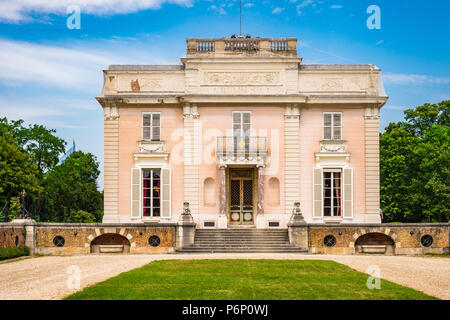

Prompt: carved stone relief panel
xmin=117 ymin=74 xmax=184 ymax=93
xmin=298 ymin=73 xmax=370 ymax=94
xmin=202 ymin=71 xmax=281 ymax=86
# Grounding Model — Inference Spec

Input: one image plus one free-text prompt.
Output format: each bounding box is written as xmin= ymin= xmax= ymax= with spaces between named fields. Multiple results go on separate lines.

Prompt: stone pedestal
xmin=11 ymin=219 xmax=37 ymax=254
xmin=176 ymin=203 xmax=196 ymax=249
xmin=256 ymin=214 xmax=266 ymax=229
xmin=287 ymin=203 xmax=309 ymax=249
xmin=218 ymin=215 xmax=228 ymax=229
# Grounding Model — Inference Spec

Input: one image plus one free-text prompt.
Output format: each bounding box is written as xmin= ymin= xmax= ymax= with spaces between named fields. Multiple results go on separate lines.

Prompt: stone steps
xmin=177 ymin=229 xmax=307 ymax=253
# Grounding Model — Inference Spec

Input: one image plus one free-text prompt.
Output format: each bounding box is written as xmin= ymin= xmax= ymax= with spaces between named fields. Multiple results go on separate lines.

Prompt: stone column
xmin=11 ymin=219 xmax=37 ymax=254
xmin=257 ymin=165 xmax=265 ymax=215
xmin=218 ymin=165 xmax=228 ymax=229
xmin=219 ymin=165 xmax=227 ymax=215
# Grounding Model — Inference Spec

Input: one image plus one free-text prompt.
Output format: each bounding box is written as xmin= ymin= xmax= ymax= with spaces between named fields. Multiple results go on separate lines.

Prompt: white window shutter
xmin=313 ymin=168 xmax=323 ymax=218
xmin=143 ymin=114 xmax=151 ymax=140
xmin=343 ymin=168 xmax=353 ymax=218
xmin=161 ymin=168 xmax=171 ymax=218
xmin=131 ymin=168 xmax=141 ymax=219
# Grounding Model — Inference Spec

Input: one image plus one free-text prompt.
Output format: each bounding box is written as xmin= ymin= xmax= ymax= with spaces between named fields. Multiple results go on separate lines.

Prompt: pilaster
xmin=364 ymin=106 xmax=381 ymax=221
xmin=284 ymin=104 xmax=301 ymax=214
xmin=103 ymin=102 xmax=120 ymax=221
xmin=183 ymin=103 xmax=201 ymax=215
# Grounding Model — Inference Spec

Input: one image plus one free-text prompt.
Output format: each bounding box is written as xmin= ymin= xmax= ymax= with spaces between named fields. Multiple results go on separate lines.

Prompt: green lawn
xmin=66 ymin=259 xmax=436 ymax=300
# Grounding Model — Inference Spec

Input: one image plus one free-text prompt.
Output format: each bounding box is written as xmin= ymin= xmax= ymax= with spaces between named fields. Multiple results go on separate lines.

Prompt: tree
xmin=410 ymin=125 xmax=450 ymax=222
xmin=403 ymin=100 xmax=449 ymax=137
xmin=0 ymin=125 xmax=40 ymax=212
xmin=380 ymin=101 xmax=450 ymax=222
xmin=40 ymin=151 xmax=103 ymax=222
xmin=68 ymin=210 xmax=96 ymax=223
xmin=0 ymin=117 xmax=66 ymax=175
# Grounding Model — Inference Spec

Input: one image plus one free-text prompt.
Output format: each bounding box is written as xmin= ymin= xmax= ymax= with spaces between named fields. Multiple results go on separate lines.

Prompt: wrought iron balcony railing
xmin=216 ymin=136 xmax=268 ymax=161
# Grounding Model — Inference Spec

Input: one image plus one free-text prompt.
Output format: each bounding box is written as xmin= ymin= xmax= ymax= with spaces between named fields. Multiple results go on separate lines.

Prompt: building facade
xmin=97 ymin=36 xmax=388 ymax=228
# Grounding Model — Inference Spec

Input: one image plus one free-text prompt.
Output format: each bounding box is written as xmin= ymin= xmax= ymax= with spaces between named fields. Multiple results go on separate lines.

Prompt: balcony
xmin=187 ymin=36 xmax=298 ymax=57
xmin=216 ymin=136 xmax=268 ymax=166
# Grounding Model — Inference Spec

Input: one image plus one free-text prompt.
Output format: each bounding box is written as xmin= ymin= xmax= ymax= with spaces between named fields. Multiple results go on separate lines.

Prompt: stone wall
xmin=35 ymin=223 xmax=176 ymax=255
xmin=0 ymin=224 xmax=26 ymax=249
xmin=309 ymin=223 xmax=449 ymax=255
xmin=1 ymin=220 xmax=448 ymax=256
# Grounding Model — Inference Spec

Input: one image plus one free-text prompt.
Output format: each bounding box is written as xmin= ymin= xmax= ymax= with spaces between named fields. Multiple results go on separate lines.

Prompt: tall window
xmin=323 ymin=169 xmax=342 ymax=217
xmin=143 ymin=113 xmax=161 ymax=141
xmin=232 ymin=111 xmax=251 ymax=137
xmin=142 ymin=169 xmax=161 ymax=217
xmin=232 ymin=111 xmax=251 ymax=153
xmin=323 ymin=112 xmax=342 ymax=140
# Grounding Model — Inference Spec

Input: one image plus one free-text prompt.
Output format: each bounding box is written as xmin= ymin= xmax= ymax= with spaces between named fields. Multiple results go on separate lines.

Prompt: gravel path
xmin=0 ymin=253 xmax=448 ymax=300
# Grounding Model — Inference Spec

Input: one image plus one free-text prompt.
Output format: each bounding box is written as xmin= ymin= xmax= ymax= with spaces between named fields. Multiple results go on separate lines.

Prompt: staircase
xmin=177 ymin=229 xmax=308 ymax=253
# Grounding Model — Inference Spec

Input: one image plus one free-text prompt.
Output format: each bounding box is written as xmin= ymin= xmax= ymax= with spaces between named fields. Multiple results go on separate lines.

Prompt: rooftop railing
xmin=187 ymin=37 xmax=297 ymax=57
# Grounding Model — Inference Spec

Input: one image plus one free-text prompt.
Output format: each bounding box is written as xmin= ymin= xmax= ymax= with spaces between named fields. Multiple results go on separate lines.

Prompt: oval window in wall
xmin=203 ymin=177 xmax=216 ymax=207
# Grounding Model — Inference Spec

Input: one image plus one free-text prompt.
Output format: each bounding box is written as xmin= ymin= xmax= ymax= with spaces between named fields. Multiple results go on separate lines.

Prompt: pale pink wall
xmin=116 ymin=105 xmax=366 ymax=221
xmin=198 ymin=106 xmax=285 ymax=215
xmin=117 ymin=106 xmax=184 ymax=217
xmin=299 ymin=106 xmax=366 ymax=219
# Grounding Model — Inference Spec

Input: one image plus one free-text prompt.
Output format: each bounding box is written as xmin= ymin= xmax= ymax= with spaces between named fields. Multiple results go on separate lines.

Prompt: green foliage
xmin=40 ymin=151 xmax=103 ymax=222
xmin=0 ymin=246 xmax=30 ymax=261
xmin=0 ymin=117 xmax=66 ymax=175
xmin=68 ymin=210 xmax=96 ymax=223
xmin=0 ymin=124 xmax=40 ymax=211
xmin=381 ymin=100 xmax=450 ymax=222
xmin=0 ymin=117 xmax=102 ymax=222
xmin=8 ymin=197 xmax=21 ymax=222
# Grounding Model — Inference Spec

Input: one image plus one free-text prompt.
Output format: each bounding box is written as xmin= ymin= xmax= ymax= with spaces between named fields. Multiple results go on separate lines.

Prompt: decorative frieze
xmin=103 ymin=104 xmax=120 ymax=121
xmin=364 ymin=106 xmax=381 ymax=120
xmin=202 ymin=71 xmax=281 ymax=86
xmin=319 ymin=140 xmax=347 ymax=153
xmin=284 ymin=104 xmax=300 ymax=119
xmin=138 ymin=141 xmax=166 ymax=153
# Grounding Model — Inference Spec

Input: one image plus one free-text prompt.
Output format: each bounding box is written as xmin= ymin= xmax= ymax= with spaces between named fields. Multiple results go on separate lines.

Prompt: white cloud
xmin=384 ymin=105 xmax=407 ymax=110
xmin=0 ymin=39 xmax=168 ymax=91
xmin=0 ymin=0 xmax=193 ymax=23
xmin=0 ymin=39 xmax=113 ymax=90
xmin=330 ymin=5 xmax=342 ymax=9
xmin=272 ymin=7 xmax=285 ymax=14
xmin=244 ymin=3 xmax=254 ymax=8
xmin=208 ymin=5 xmax=227 ymax=15
xmin=383 ymin=73 xmax=450 ymax=85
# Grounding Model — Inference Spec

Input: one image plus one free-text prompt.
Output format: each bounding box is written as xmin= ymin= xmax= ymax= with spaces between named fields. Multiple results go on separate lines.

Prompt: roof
xmin=299 ymin=64 xmax=379 ymax=70
xmin=108 ymin=65 xmax=185 ymax=71
xmin=107 ymin=64 xmax=379 ymax=72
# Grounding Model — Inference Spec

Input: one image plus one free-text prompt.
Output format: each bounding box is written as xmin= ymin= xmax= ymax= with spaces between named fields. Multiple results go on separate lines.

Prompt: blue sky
xmin=0 ymin=0 xmax=449 ymax=188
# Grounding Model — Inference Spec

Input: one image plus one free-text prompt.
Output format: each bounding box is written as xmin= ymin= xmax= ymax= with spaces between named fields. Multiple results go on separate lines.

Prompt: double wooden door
xmin=229 ymin=169 xmax=254 ymax=225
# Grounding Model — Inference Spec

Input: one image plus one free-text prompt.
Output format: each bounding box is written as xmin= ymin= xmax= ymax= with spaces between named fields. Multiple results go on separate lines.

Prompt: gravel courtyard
xmin=0 ymin=253 xmax=448 ymax=300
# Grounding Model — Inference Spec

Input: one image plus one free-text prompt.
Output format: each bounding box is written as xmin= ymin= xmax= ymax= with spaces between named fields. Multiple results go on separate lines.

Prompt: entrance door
xmin=229 ymin=169 xmax=254 ymax=225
